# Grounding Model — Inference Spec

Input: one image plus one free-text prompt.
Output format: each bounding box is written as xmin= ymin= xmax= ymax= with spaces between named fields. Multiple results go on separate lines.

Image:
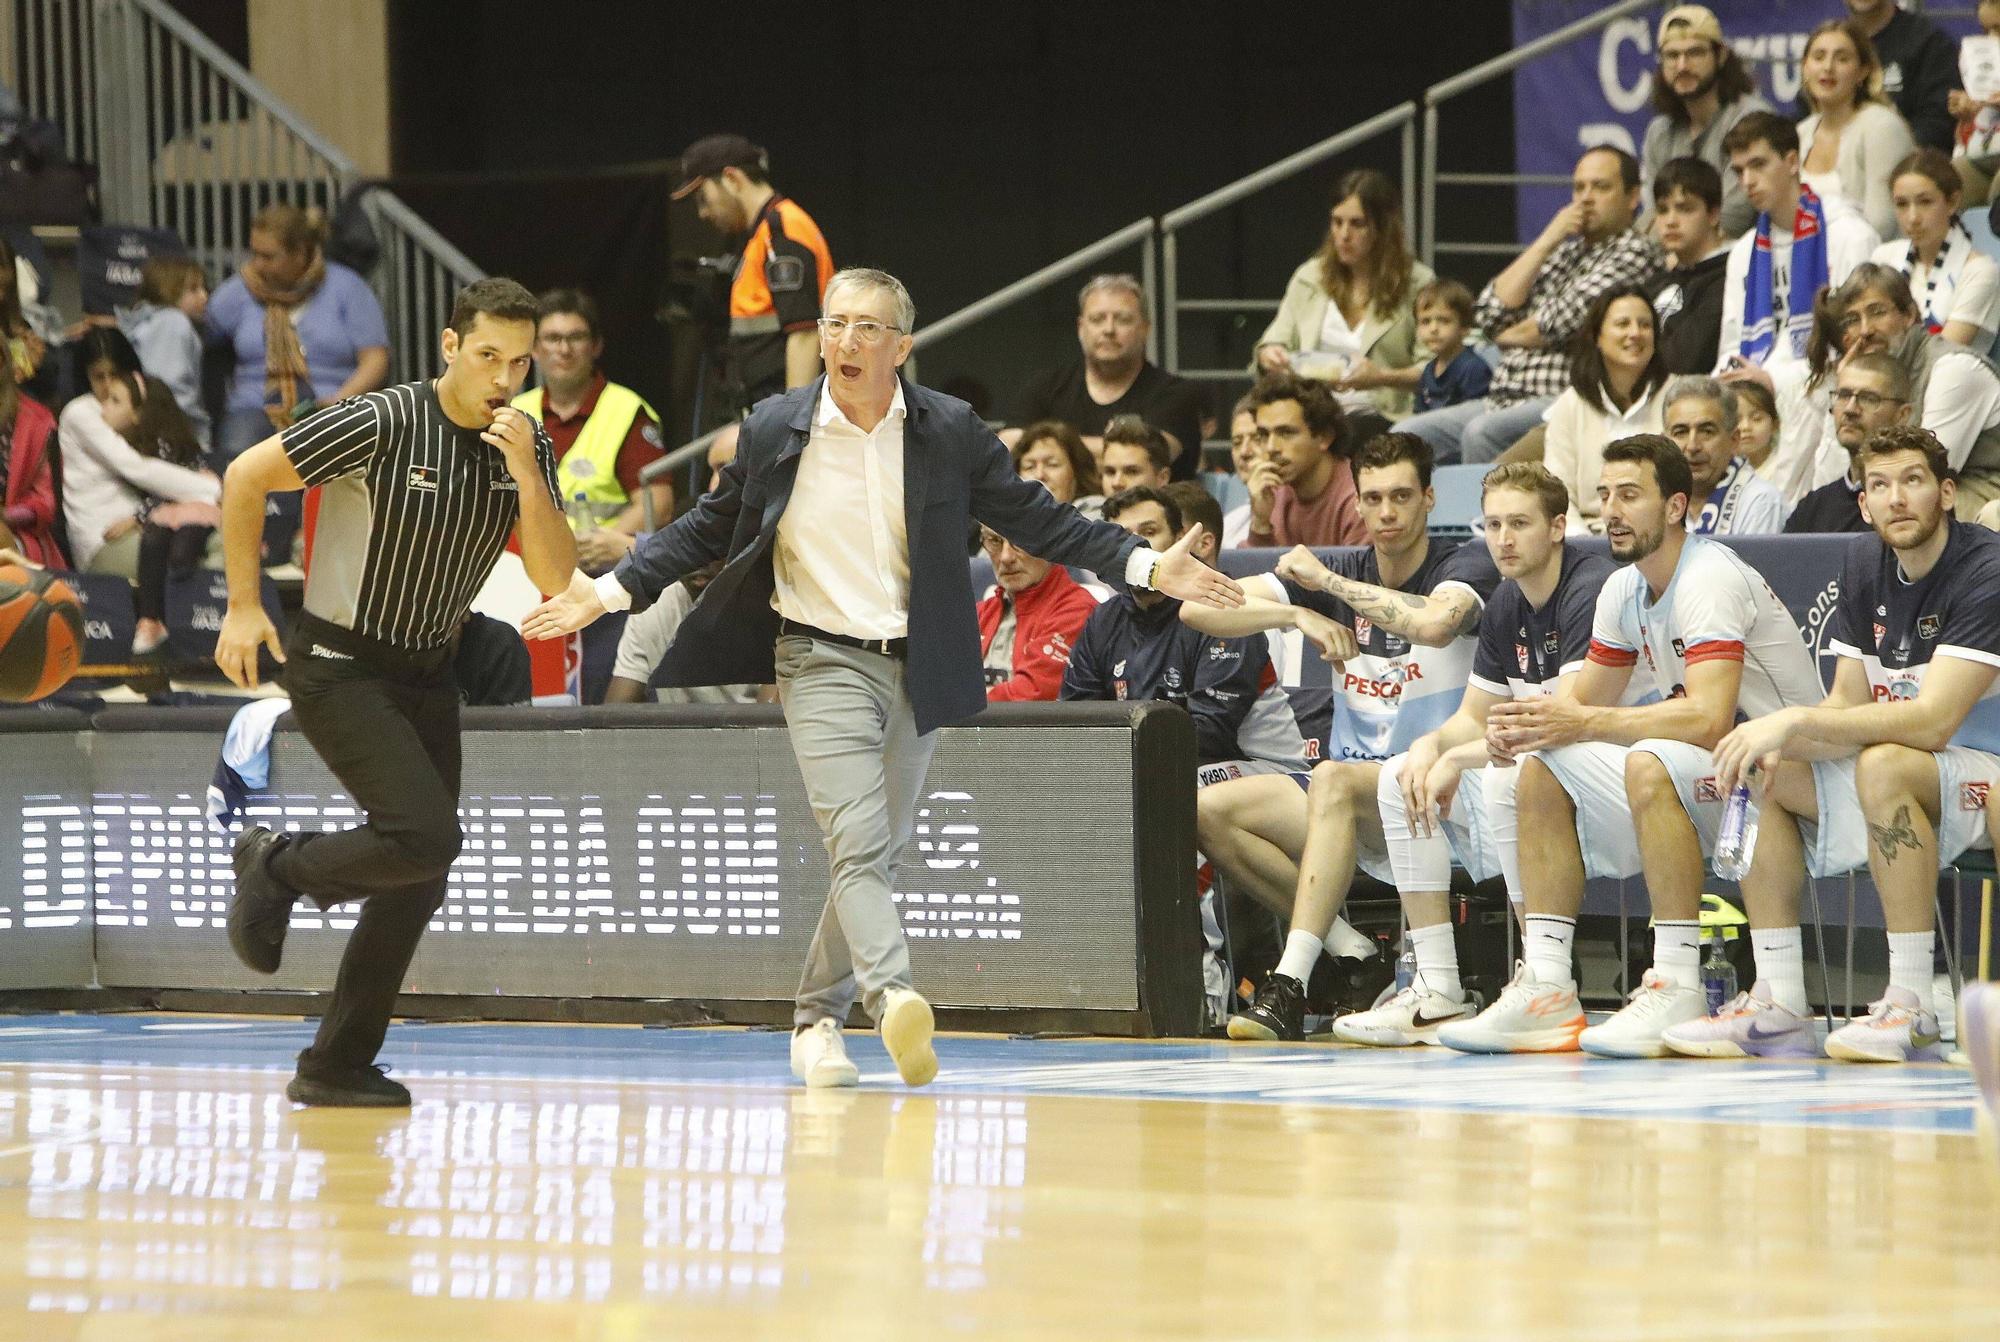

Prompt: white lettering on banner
xmin=1735 ymin=32 xmax=1810 ymax=106
xmin=1597 ymin=18 xmax=1653 ymax=114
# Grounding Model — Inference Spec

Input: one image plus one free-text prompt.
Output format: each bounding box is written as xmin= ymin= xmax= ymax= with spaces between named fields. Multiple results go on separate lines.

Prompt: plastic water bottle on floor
xmin=1711 ymin=784 xmax=1758 ymax=881
xmin=1394 ymin=935 xmax=1416 ymax=994
xmin=1701 ymin=927 xmax=1738 ymax=1016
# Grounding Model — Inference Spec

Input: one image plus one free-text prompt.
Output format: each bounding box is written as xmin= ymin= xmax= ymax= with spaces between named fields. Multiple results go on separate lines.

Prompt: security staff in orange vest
xmin=511 ymin=289 xmax=669 ymax=575
xmin=673 ymin=134 xmax=834 ymax=410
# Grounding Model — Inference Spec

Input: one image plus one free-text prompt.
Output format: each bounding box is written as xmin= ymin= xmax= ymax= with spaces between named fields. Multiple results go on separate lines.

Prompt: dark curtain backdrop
xmin=383 ymin=0 xmax=1516 ymax=448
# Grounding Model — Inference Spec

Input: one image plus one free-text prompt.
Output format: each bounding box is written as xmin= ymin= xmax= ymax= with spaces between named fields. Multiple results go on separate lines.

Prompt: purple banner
xmin=1508 ymin=0 xmax=1976 ymax=241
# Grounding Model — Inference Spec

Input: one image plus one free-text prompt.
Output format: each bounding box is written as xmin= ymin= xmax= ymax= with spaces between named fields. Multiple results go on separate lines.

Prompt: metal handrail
xmin=364 ymin=188 xmax=484 ymax=280
xmin=1160 ymin=102 xmax=1419 ymax=374
xmin=911 ymin=215 xmax=1158 ymax=354
xmin=1420 ymin=0 xmax=1657 ymax=265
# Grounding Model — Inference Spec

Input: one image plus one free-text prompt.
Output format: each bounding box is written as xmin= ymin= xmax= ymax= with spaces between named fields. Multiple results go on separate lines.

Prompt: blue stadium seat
xmin=1427 ymin=462 xmax=1488 ymax=536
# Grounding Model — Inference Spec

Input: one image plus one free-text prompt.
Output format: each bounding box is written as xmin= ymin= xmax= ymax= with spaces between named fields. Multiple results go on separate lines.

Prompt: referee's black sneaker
xmin=1228 ymin=972 xmax=1306 ymax=1042
xmin=286 ymin=1055 xmax=411 ymax=1108
xmin=228 ymin=826 xmax=299 ymax=974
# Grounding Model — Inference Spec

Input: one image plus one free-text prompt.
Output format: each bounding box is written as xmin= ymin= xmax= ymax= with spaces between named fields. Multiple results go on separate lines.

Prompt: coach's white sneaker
xmin=1579 ymin=970 xmax=1707 ymax=1059
xmin=1331 ymin=982 xmax=1473 ymax=1046
xmin=880 ymin=988 xmax=939 ymax=1087
xmin=1436 ymin=964 xmax=1585 ymax=1054
xmin=1661 ymin=982 xmax=1821 ymax=1059
xmin=1825 ymin=986 xmax=1944 ymax=1063
xmin=790 ymin=1018 xmax=860 ymax=1088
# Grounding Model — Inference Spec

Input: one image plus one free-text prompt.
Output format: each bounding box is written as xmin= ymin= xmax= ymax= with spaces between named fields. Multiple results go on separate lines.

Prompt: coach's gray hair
xmin=1662 ymin=373 xmax=1739 ymax=433
xmin=1078 ymin=272 xmax=1148 ymax=315
xmin=824 ymin=267 xmax=916 ymax=334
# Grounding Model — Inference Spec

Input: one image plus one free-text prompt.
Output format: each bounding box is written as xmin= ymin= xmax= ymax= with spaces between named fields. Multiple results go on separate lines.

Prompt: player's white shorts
xmin=1530 ymin=739 xmax=1733 ymax=880
xmin=1800 ymin=747 xmax=2000 ymax=878
xmin=1197 ymin=757 xmax=1299 ymax=789
xmin=1376 ymin=752 xmax=1509 ymax=885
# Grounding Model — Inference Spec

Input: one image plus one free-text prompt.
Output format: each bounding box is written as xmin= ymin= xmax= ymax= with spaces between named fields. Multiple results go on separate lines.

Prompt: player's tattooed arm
xmin=1869 ymin=803 xmax=1922 ymax=865
xmin=1325 ymin=578 xmax=1479 ymax=648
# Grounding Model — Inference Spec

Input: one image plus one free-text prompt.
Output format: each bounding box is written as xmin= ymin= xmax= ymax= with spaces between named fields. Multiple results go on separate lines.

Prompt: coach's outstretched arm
xmin=213 ymin=435 xmax=304 ymax=689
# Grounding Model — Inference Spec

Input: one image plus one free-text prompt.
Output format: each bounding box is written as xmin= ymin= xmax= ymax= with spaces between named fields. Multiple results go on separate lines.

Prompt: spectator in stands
xmin=1410 ymin=278 xmax=1491 ymax=414
xmin=1717 ymin=111 xmax=1879 ymax=502
xmin=1844 ymin=0 xmax=1960 ymax=154
xmin=1834 ymin=261 xmax=2000 ymax=517
xmin=1242 ymin=372 xmax=1364 ymax=548
xmin=116 ymin=257 xmax=210 ymax=449
xmin=1951 ymin=0 xmax=2000 ymax=204
xmin=208 ymin=203 xmax=390 ymax=465
xmin=58 ymin=328 xmax=218 ymax=578
xmin=1641 ymin=6 xmax=1770 ymax=237
xmin=604 ymin=559 xmax=761 ymax=705
xmin=975 ymin=524 xmax=1100 ymax=702
xmin=1664 ymin=374 xmax=1785 ymax=534
xmin=1799 ymin=19 xmax=1917 ymax=241
xmin=1097 ymin=414 xmax=1173 ymax=494
xmin=1162 ymin=482 xmax=1225 ymax=567
xmin=1221 ymin=396 xmax=1258 ymax=548
xmin=0 ymin=350 xmax=63 ymax=566
xmin=96 ymin=366 xmax=218 ymax=655
xmin=1787 ymin=352 xmax=1911 ymax=533
xmin=1734 ymin=377 xmax=1780 ymax=475
xmin=674 ymin=134 xmax=833 ymax=408
xmin=0 ymin=234 xmax=46 ymax=388
xmin=454 ymin=612 xmax=532 ymax=706
xmin=513 ymin=289 xmax=669 ymax=575
xmin=1400 ymin=146 xmax=1661 ymax=464
xmin=1544 ymin=285 xmax=1670 ymax=536
xmin=1011 ymin=419 xmax=1104 ymax=519
xmin=1648 ymin=158 xmax=1733 ymax=374
xmin=1872 ymin=148 xmax=2000 ymax=347
xmin=1005 ymin=274 xmax=1205 ymax=479
xmin=1252 ymin=168 xmax=1434 ymax=432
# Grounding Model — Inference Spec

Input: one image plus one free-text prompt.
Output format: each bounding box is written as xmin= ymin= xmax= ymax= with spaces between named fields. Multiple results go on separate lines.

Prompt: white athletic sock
xmin=1408 ymin=921 xmax=1463 ymax=1000
xmin=1654 ymin=920 xmax=1702 ymax=991
xmin=1887 ymin=931 xmax=1937 ymax=1011
xmin=1751 ymin=926 xmax=1809 ymax=1015
xmin=1276 ymin=929 xmax=1323 ymax=984
xmin=1524 ymin=914 xmax=1576 ymax=987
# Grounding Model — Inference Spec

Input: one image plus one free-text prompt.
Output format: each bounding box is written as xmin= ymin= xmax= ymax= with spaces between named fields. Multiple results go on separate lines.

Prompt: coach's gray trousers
xmin=774 ymin=634 xmax=938 ymax=1028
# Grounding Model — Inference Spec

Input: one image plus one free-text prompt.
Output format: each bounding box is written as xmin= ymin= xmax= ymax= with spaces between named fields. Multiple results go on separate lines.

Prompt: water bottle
xmin=1701 ymin=927 xmax=1739 ymax=1015
xmin=1394 ymin=934 xmax=1416 ymax=994
xmin=1711 ymin=783 xmax=1758 ymax=881
xmin=566 ymin=489 xmax=593 ymax=533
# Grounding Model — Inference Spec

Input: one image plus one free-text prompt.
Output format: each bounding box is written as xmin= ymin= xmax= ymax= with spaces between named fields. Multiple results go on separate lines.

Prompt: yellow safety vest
xmin=513 ymin=381 xmax=657 ymax=530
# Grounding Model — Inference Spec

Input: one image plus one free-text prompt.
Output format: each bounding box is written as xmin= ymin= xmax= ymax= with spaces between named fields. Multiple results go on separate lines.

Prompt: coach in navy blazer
xmin=604 ymin=374 xmax=1159 ymax=734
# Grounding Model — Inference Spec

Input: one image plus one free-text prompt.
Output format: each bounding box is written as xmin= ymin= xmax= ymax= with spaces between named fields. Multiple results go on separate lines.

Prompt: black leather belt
xmin=779 ymin=619 xmax=908 ymax=659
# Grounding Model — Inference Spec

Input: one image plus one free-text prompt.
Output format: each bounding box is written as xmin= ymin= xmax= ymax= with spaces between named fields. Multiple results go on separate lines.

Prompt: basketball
xmin=0 ymin=563 xmax=85 ymax=702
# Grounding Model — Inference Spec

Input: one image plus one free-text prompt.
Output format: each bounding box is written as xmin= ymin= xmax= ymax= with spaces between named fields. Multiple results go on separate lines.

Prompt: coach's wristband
xmin=1123 ymin=547 xmax=1161 ymax=590
xmin=594 ymin=570 xmax=634 ymax=613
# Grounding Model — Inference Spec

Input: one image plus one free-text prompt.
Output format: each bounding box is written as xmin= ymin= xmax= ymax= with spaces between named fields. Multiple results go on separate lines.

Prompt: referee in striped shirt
xmin=213 ymin=277 xmax=574 ymax=1107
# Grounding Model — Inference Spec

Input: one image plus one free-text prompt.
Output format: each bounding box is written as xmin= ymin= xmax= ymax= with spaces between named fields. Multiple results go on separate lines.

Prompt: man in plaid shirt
xmin=1403 ymin=146 xmax=1664 ymax=464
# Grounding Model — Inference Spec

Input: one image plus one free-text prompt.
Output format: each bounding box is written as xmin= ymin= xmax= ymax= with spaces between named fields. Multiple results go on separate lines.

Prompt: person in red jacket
xmin=975 ymin=523 xmax=1102 ymax=701
xmin=0 ymin=358 xmax=66 ymax=568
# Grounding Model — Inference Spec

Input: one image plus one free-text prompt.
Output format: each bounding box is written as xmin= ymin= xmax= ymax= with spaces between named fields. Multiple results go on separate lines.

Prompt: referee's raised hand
xmin=521 ymin=570 xmax=606 ymax=641
xmin=216 ymin=603 xmax=286 ymax=689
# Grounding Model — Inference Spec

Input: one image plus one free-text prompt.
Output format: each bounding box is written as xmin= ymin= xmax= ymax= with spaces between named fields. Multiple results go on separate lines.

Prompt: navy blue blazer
xmin=611 ymin=376 xmax=1148 ymax=734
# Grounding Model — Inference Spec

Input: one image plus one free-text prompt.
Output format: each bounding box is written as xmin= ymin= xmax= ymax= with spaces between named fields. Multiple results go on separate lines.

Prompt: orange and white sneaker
xmin=1826 ymin=986 xmax=1943 ymax=1063
xmin=1436 ymin=963 xmax=1585 ymax=1054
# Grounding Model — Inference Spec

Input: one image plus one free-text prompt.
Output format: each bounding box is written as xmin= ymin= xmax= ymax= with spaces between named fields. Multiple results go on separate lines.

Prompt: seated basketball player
xmin=1680 ymin=427 xmax=2000 ymax=1062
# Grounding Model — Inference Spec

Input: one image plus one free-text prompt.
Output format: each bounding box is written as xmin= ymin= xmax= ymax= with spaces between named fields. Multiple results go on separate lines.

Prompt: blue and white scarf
xmin=1741 ymin=184 xmax=1829 ymax=364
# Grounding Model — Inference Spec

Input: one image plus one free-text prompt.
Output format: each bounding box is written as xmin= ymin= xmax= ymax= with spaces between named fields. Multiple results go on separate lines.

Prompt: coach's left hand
xmin=1486 ymin=695 xmax=1594 ymax=754
xmin=1151 ymin=525 xmax=1244 ymax=609
xmin=522 ymin=569 xmax=607 ymax=640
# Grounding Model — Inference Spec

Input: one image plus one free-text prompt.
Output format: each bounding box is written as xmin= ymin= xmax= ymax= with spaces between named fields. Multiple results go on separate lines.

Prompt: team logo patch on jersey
xmin=766 ymin=254 xmax=806 ymax=293
xmin=1353 ymin=617 xmax=1372 ymax=646
xmin=1671 ymin=637 xmax=1686 ymax=657
xmin=1113 ymin=659 xmax=1127 ymax=677
xmin=407 ymin=465 xmax=439 ymax=492
xmin=1542 ymin=632 xmax=1560 ymax=657
xmin=1963 ymin=780 xmax=1991 ymax=812
xmin=1917 ymin=614 xmax=1941 ymax=640
xmin=1694 ymin=776 xmax=1724 ymax=803
xmin=1873 ymin=622 xmax=1887 ymax=646
xmin=1516 ymin=643 xmax=1529 ymax=673
xmin=489 ymin=477 xmax=518 ymax=491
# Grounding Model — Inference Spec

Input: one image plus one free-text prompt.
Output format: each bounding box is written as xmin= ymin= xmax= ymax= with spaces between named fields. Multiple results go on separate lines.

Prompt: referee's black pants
xmin=269 ymin=615 xmax=462 ymax=1074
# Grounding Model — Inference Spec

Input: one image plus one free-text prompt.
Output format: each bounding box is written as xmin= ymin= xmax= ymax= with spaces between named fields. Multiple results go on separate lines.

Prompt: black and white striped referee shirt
xmin=282 ymin=381 xmax=560 ymax=651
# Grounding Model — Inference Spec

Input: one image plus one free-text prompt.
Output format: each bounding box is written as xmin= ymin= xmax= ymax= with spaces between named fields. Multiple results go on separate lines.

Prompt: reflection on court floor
xmin=0 ymin=1015 xmax=1995 ymax=1340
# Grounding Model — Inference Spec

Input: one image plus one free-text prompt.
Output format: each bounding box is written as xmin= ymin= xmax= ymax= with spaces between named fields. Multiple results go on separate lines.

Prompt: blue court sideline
xmin=0 ymin=1013 xmax=1980 ymax=1135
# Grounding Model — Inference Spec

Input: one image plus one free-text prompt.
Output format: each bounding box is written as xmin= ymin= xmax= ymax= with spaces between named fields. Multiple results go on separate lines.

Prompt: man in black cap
xmin=675 ymin=133 xmax=835 ymax=411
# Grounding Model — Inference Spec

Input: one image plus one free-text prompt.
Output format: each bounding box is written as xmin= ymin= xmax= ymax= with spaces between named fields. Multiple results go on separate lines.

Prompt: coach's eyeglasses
xmin=1831 ymin=388 xmax=1906 ymax=410
xmin=818 ymin=317 xmax=903 ymax=345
